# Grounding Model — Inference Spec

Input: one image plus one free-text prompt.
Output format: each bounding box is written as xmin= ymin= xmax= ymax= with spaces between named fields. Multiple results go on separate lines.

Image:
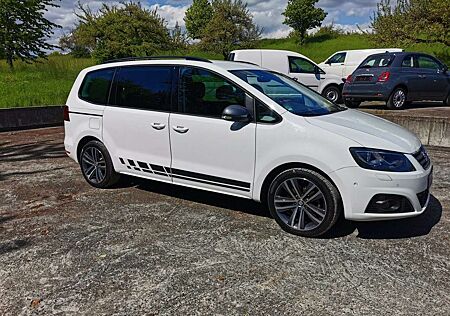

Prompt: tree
xmin=371 ymin=0 xmax=450 ymax=47
xmin=184 ymin=0 xmax=213 ymax=40
xmin=0 ymin=0 xmax=61 ymax=69
xmin=200 ymin=0 xmax=261 ymax=58
xmin=170 ymin=22 xmax=189 ymax=49
xmin=282 ymin=0 xmax=327 ymax=44
xmin=62 ymin=1 xmax=172 ymax=62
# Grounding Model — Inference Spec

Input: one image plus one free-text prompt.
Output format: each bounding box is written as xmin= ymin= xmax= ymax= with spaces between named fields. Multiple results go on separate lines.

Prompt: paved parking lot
xmin=1 ymin=127 xmax=449 ymax=315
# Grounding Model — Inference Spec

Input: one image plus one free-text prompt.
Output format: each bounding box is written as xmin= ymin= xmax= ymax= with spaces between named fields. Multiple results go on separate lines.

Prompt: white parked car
xmin=64 ymin=56 xmax=433 ymax=237
xmin=319 ymin=48 xmax=403 ymax=79
xmin=228 ymin=49 xmax=345 ymax=103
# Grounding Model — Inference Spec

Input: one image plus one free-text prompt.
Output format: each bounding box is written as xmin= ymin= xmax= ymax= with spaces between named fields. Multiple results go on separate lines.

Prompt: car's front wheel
xmin=79 ymin=140 xmax=120 ymax=188
xmin=267 ymin=168 xmax=342 ymax=237
xmin=322 ymin=86 xmax=342 ymax=103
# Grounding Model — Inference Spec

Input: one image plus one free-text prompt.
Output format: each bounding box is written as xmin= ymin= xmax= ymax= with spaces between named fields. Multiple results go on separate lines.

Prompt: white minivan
xmin=319 ymin=48 xmax=403 ymax=79
xmin=64 ymin=56 xmax=432 ymax=237
xmin=229 ymin=49 xmax=345 ymax=103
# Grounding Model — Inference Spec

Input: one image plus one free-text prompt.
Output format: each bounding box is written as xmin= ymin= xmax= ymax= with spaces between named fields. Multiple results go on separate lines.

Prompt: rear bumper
xmin=342 ymin=83 xmax=391 ymax=101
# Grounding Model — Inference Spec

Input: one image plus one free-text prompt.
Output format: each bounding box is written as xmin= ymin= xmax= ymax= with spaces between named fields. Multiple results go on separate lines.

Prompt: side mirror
xmin=222 ymin=105 xmax=251 ymax=122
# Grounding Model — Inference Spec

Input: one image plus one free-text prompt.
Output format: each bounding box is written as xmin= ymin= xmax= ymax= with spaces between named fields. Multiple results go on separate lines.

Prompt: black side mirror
xmin=222 ymin=105 xmax=251 ymax=122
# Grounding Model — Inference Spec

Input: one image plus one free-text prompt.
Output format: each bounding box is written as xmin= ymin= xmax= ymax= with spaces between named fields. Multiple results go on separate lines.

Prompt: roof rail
xmin=233 ymin=60 xmax=258 ymax=66
xmin=101 ymin=56 xmax=212 ymax=64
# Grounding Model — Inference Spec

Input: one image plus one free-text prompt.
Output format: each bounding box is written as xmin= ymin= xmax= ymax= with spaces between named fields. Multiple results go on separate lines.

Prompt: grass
xmin=1 ymin=34 xmax=448 ymax=108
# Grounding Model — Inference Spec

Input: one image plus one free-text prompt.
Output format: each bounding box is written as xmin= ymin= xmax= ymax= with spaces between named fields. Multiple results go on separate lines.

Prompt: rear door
xmin=169 ymin=66 xmax=256 ymax=197
xmin=103 ymin=65 xmax=174 ymax=181
xmin=400 ymin=54 xmax=421 ymax=100
xmin=416 ymin=54 xmax=448 ymax=100
xmin=288 ymin=56 xmax=321 ymax=91
xmin=324 ymin=52 xmax=347 ymax=78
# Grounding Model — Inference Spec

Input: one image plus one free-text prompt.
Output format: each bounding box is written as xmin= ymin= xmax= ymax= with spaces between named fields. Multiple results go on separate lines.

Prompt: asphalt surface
xmin=0 ymin=127 xmax=449 ymax=315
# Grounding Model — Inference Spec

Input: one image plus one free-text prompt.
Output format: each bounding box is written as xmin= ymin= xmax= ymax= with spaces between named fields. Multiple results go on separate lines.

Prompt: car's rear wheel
xmin=445 ymin=93 xmax=450 ymax=106
xmin=387 ymin=88 xmax=407 ymax=109
xmin=267 ymin=168 xmax=342 ymax=237
xmin=79 ymin=140 xmax=120 ymax=188
xmin=322 ymin=86 xmax=341 ymax=103
xmin=344 ymin=100 xmax=361 ymax=108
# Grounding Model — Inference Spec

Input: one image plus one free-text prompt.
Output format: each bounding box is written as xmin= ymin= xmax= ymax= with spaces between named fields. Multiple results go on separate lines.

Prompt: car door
xmin=400 ymin=54 xmax=421 ymax=100
xmin=416 ymin=55 xmax=448 ymax=100
xmin=325 ymin=52 xmax=347 ymax=78
xmin=288 ymin=56 xmax=321 ymax=91
xmin=102 ymin=65 xmax=174 ymax=181
xmin=169 ymin=66 xmax=256 ymax=198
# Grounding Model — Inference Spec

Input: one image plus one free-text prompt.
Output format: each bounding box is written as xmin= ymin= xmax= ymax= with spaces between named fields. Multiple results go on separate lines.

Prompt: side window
xmin=79 ymin=68 xmax=115 ymax=105
xmin=289 ymin=57 xmax=316 ymax=74
xmin=255 ymin=100 xmax=280 ymax=123
xmin=401 ymin=55 xmax=414 ymax=67
xmin=113 ymin=66 xmax=172 ymax=111
xmin=327 ymin=52 xmax=346 ymax=64
xmin=417 ymin=55 xmax=440 ymax=70
xmin=179 ymin=67 xmax=246 ymax=118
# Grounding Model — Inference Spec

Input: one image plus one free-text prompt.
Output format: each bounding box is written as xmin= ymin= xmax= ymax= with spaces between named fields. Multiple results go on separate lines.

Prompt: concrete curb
xmin=0 ymin=106 xmax=63 ymax=132
xmin=361 ymin=109 xmax=450 ymax=148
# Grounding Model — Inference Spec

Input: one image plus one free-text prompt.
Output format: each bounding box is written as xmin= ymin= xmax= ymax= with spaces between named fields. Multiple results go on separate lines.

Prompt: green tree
xmin=282 ymin=0 xmax=327 ymax=44
xmin=62 ymin=1 xmax=172 ymax=62
xmin=372 ymin=0 xmax=450 ymax=47
xmin=184 ymin=0 xmax=213 ymax=40
xmin=200 ymin=0 xmax=261 ymax=59
xmin=0 ymin=0 xmax=61 ymax=69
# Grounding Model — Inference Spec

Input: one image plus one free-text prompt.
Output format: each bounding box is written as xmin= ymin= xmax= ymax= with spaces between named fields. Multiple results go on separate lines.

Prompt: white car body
xmin=229 ymin=49 xmax=344 ymax=98
xmin=64 ymin=58 xmax=432 ymax=234
xmin=319 ymin=48 xmax=404 ymax=79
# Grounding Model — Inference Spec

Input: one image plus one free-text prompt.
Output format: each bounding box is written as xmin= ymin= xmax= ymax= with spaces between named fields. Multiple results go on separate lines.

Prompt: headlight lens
xmin=350 ymin=147 xmax=415 ymax=172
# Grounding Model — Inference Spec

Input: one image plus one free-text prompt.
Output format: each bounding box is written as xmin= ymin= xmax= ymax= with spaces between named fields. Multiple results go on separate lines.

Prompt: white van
xmin=229 ymin=49 xmax=345 ymax=103
xmin=319 ymin=48 xmax=403 ymax=79
xmin=64 ymin=56 xmax=432 ymax=237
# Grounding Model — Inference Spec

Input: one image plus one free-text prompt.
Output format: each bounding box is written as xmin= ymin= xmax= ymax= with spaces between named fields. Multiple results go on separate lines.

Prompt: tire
xmin=445 ymin=93 xmax=450 ymax=106
xmin=322 ymin=85 xmax=342 ymax=103
xmin=267 ymin=168 xmax=342 ymax=237
xmin=79 ymin=140 xmax=120 ymax=188
xmin=387 ymin=87 xmax=407 ymax=110
xmin=344 ymin=100 xmax=361 ymax=108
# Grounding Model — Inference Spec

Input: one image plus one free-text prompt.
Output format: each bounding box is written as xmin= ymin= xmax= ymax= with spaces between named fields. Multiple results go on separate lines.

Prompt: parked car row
xmin=228 ymin=49 xmax=450 ymax=110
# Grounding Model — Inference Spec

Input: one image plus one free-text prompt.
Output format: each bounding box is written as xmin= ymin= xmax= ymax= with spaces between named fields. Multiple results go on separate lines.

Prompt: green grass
xmin=1 ymin=34 xmax=448 ymax=108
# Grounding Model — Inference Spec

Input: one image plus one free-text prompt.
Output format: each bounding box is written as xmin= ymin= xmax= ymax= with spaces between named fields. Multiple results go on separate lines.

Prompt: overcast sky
xmin=45 ymin=0 xmax=377 ymax=46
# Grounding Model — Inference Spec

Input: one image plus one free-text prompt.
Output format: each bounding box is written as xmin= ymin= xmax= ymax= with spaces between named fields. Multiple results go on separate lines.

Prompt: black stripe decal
xmin=150 ymin=164 xmax=166 ymax=173
xmin=171 ymin=174 xmax=250 ymax=192
xmin=137 ymin=161 xmax=148 ymax=169
xmin=119 ymin=157 xmax=125 ymax=164
xmin=69 ymin=111 xmax=103 ymax=117
xmin=128 ymin=159 xmax=136 ymax=167
xmin=170 ymin=168 xmax=250 ymax=189
xmin=154 ymin=171 xmax=168 ymax=177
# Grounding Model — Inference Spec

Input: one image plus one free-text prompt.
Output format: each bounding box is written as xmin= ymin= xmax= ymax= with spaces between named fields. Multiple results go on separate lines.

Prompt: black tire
xmin=267 ymin=168 xmax=342 ymax=237
xmin=344 ymin=100 xmax=361 ymax=108
xmin=322 ymin=85 xmax=342 ymax=103
xmin=79 ymin=140 xmax=120 ymax=188
xmin=387 ymin=87 xmax=407 ymax=110
xmin=445 ymin=93 xmax=450 ymax=106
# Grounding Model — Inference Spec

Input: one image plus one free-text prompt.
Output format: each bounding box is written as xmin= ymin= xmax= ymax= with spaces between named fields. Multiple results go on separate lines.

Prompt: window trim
xmin=78 ymin=67 xmax=116 ymax=106
xmin=109 ymin=64 xmax=176 ymax=113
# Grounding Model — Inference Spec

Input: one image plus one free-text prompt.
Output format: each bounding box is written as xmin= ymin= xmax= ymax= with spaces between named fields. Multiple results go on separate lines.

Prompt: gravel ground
xmin=0 ymin=127 xmax=449 ymax=315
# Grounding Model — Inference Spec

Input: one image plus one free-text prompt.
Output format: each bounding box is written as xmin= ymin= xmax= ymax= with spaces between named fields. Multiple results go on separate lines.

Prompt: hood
xmin=305 ymin=109 xmax=421 ymax=153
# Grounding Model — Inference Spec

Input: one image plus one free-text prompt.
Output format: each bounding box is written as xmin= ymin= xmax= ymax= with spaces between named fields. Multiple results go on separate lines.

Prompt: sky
xmin=45 ymin=0 xmax=378 ymax=46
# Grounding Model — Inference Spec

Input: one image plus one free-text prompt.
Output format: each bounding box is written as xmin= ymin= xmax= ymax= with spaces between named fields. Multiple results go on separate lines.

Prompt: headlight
xmin=350 ymin=147 xmax=415 ymax=172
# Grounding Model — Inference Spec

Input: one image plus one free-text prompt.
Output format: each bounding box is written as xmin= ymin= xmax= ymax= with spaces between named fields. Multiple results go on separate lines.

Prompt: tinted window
xmin=179 ymin=67 xmax=246 ymax=118
xmin=328 ymin=52 xmax=346 ymax=64
xmin=255 ymin=100 xmax=280 ymax=123
xmin=417 ymin=55 xmax=440 ymax=70
xmin=359 ymin=55 xmax=394 ymax=68
xmin=79 ymin=68 xmax=115 ymax=105
xmin=113 ymin=66 xmax=172 ymax=111
xmin=289 ymin=57 xmax=316 ymax=74
xmin=401 ymin=55 xmax=414 ymax=67
xmin=227 ymin=53 xmax=235 ymax=61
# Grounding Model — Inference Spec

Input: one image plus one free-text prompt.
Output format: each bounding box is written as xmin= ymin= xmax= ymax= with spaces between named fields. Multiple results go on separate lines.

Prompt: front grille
xmin=417 ymin=189 xmax=429 ymax=208
xmin=412 ymin=146 xmax=431 ymax=170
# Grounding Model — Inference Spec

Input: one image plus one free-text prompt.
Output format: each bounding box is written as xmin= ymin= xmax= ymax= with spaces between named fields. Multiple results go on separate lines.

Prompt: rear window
xmin=79 ymin=68 xmax=115 ymax=105
xmin=359 ymin=55 xmax=394 ymax=69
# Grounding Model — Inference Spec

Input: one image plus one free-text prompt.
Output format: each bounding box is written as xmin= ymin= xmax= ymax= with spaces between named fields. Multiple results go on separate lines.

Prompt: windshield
xmin=230 ymin=69 xmax=346 ymax=116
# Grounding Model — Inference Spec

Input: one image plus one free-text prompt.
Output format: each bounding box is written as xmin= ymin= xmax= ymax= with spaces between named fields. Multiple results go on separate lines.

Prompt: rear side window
xmin=417 ymin=55 xmax=441 ymax=70
xmin=79 ymin=68 xmax=115 ymax=105
xmin=327 ymin=52 xmax=346 ymax=64
xmin=359 ymin=55 xmax=394 ymax=68
xmin=113 ymin=66 xmax=172 ymax=111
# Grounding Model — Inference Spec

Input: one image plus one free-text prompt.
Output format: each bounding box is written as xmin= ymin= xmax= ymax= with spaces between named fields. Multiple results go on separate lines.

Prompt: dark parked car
xmin=342 ymin=52 xmax=449 ymax=109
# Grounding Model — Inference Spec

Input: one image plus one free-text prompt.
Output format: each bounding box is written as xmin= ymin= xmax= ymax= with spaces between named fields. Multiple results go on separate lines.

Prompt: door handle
xmin=151 ymin=122 xmax=166 ymax=130
xmin=173 ymin=126 xmax=189 ymax=133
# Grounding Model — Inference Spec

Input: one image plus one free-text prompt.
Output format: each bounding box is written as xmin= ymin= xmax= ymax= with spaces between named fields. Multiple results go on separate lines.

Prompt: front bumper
xmin=331 ymin=162 xmax=433 ymax=221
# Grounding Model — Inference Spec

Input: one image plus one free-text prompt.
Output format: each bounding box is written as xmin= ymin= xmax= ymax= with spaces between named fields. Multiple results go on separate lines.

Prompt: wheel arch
xmin=76 ymin=135 xmax=102 ymax=161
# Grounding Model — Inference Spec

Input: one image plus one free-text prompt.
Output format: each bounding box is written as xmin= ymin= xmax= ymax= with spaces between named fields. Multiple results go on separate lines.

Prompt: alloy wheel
xmin=326 ymin=89 xmax=338 ymax=102
xmin=393 ymin=90 xmax=406 ymax=108
xmin=81 ymin=146 xmax=107 ymax=184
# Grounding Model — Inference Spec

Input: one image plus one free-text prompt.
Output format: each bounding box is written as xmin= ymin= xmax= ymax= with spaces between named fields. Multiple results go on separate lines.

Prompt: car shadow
xmin=0 ymin=141 xmax=66 ymax=163
xmin=128 ymin=177 xmax=441 ymax=238
xmin=324 ymin=195 xmax=442 ymax=239
xmin=359 ymin=101 xmax=447 ymax=111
